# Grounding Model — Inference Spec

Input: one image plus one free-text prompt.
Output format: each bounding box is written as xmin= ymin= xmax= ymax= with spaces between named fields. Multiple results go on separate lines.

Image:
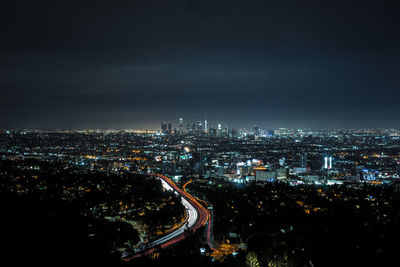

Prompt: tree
xmin=246 ymin=252 xmax=260 ymax=267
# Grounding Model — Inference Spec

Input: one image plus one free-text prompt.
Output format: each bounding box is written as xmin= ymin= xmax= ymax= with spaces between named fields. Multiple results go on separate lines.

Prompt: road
xmin=122 ymin=174 xmax=209 ymax=261
xmin=182 ymin=179 xmax=215 ymax=251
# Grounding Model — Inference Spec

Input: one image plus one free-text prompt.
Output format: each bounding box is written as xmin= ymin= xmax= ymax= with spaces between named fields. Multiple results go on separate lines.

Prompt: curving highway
xmin=122 ymin=174 xmax=209 ymax=261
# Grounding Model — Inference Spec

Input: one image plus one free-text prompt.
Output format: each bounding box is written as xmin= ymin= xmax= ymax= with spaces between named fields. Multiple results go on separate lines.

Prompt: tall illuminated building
xmin=178 ymin=118 xmax=183 ymax=133
xmin=300 ymin=155 xmax=307 ymax=168
xmin=197 ymin=121 xmax=203 ymax=135
xmin=397 ymin=162 xmax=400 ymax=176
xmin=323 ymin=156 xmax=333 ymax=184
xmin=323 ymin=156 xmax=332 ymax=169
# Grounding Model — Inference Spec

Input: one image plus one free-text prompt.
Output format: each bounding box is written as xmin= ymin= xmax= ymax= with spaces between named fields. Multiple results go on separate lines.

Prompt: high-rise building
xmin=224 ymin=125 xmax=229 ymax=133
xmin=161 ymin=122 xmax=168 ymax=134
xmin=167 ymin=122 xmax=172 ymax=134
xmin=300 ymin=155 xmax=307 ymax=168
xmin=204 ymin=118 xmax=208 ymax=133
xmin=197 ymin=121 xmax=203 ymax=135
xmin=217 ymin=124 xmax=222 ymax=136
xmin=397 ymin=162 xmax=400 ymax=176
xmin=231 ymin=128 xmax=238 ymax=138
xmin=323 ymin=156 xmax=333 ymax=169
xmin=209 ymin=127 xmax=217 ymax=136
xmin=268 ymin=129 xmax=275 ymax=137
xmin=178 ymin=118 xmax=183 ymax=132
xmin=254 ymin=126 xmax=260 ymax=136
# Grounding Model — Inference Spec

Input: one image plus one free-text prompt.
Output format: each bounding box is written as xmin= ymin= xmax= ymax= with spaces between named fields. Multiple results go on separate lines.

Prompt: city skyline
xmin=2 ymin=127 xmax=400 ymax=266
xmin=2 ymin=1 xmax=400 ymax=266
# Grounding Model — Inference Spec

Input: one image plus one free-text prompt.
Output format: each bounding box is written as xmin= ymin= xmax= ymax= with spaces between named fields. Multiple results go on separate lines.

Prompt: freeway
xmin=122 ymin=174 xmax=209 ymax=261
xmin=182 ymin=179 xmax=215 ymax=251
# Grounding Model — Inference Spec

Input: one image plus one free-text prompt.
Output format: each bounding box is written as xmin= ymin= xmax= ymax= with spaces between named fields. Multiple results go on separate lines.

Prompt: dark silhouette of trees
xmin=0 ymin=192 xmax=120 ymax=265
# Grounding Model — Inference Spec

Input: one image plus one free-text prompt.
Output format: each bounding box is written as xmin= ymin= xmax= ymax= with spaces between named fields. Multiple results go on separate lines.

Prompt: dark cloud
xmin=1 ymin=0 xmax=399 ymax=129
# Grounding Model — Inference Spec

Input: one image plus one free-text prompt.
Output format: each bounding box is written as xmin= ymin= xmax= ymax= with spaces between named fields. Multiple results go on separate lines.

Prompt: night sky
xmin=1 ymin=0 xmax=399 ymax=129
